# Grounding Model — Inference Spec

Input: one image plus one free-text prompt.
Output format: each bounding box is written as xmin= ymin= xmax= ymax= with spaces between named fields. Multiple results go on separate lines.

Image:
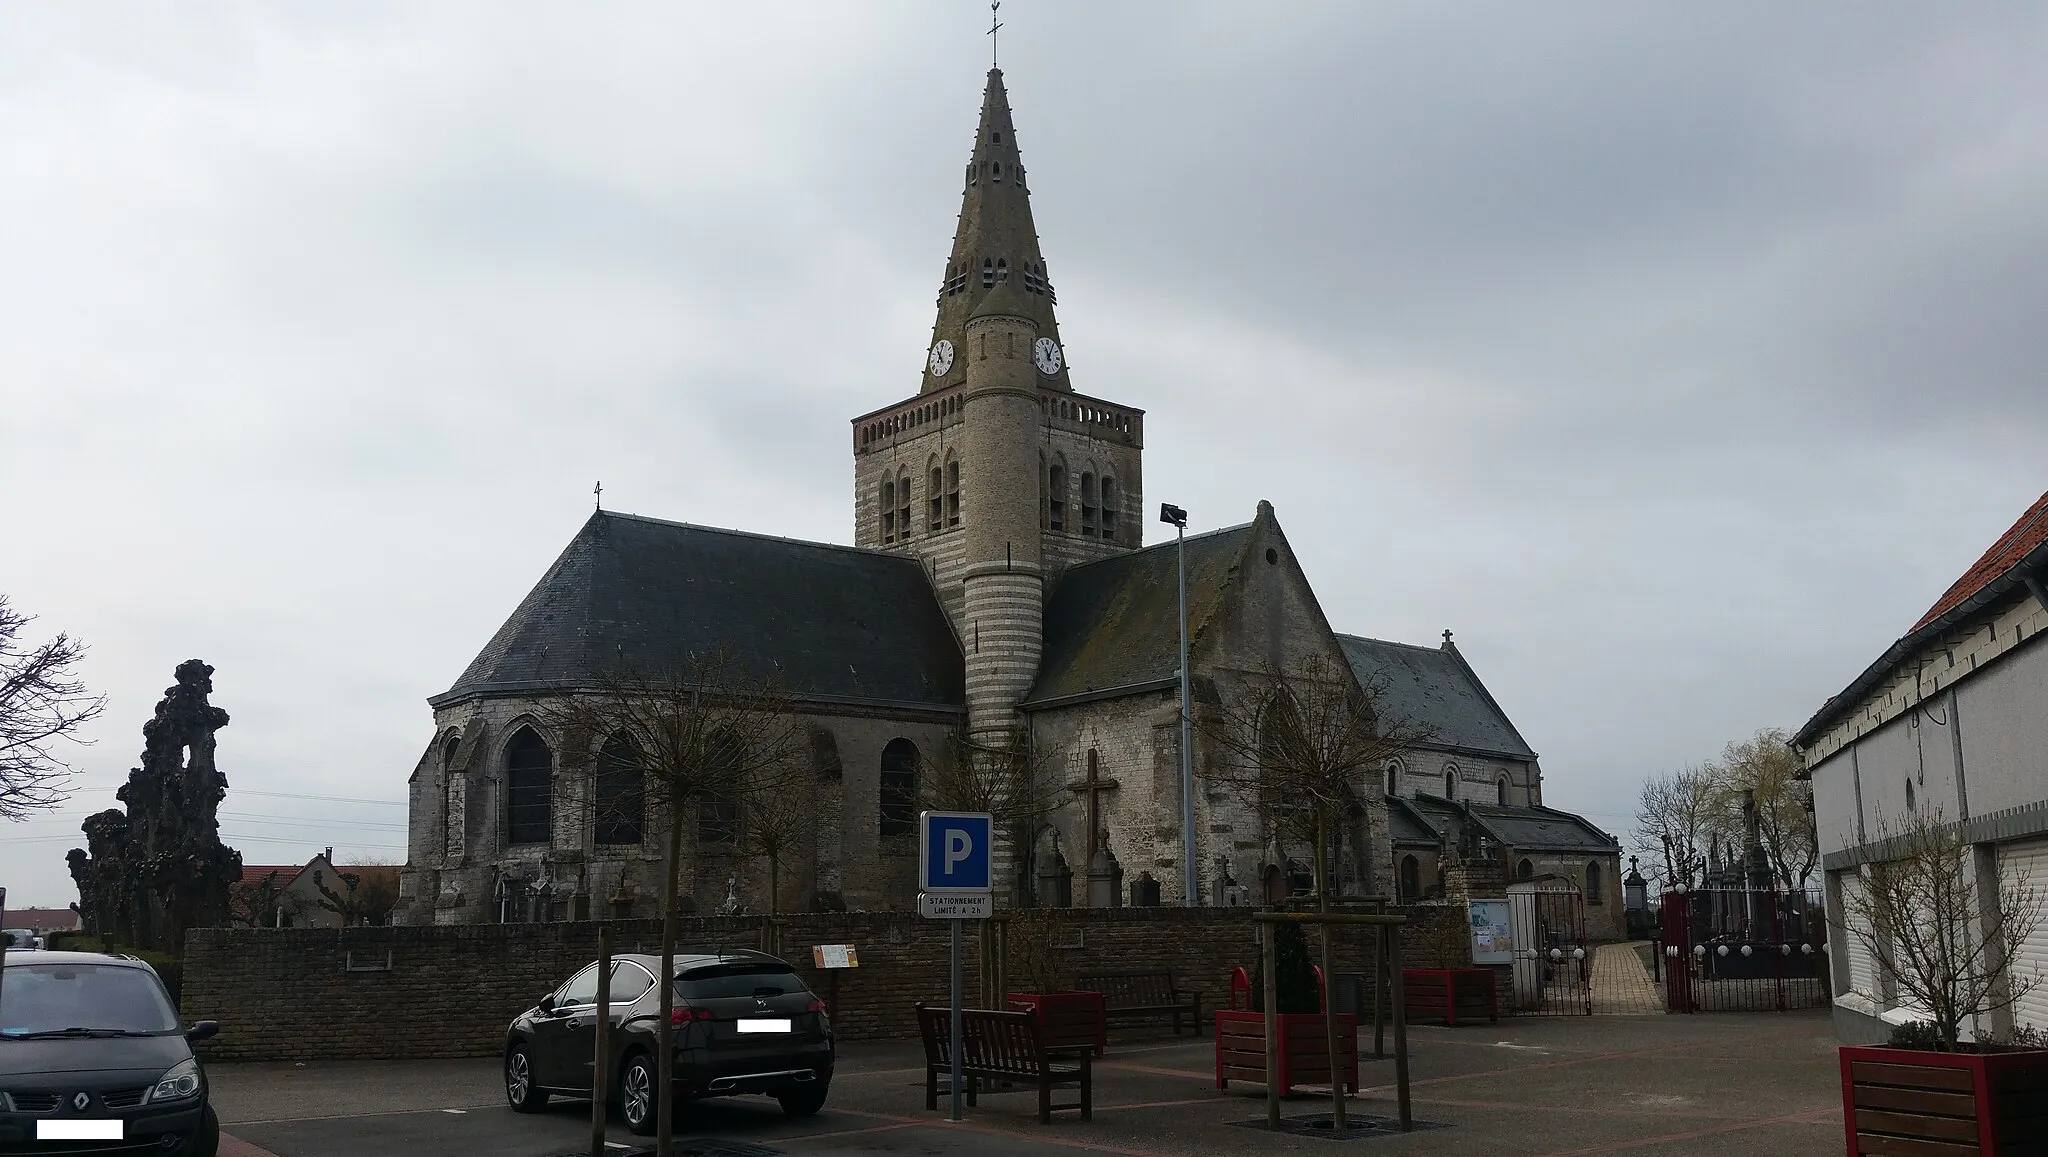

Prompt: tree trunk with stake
xmin=1316 ymin=813 xmax=1346 ymax=1130
xmin=656 ymin=809 xmax=682 ymax=1156
xmin=590 ymin=923 xmax=611 ymax=1157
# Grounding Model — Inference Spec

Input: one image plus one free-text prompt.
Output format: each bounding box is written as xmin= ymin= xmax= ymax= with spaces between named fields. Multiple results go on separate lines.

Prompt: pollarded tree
xmin=538 ymin=650 xmax=807 ymax=1157
xmin=1840 ymin=807 xmax=2043 ymax=1049
xmin=0 ymin=594 xmax=106 ymax=820
xmin=1709 ymin=728 xmax=1817 ymax=892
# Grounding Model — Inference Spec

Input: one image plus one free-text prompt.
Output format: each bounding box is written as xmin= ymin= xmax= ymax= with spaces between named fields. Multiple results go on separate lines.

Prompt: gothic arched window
xmin=1586 ymin=860 xmax=1603 ymax=904
xmin=1443 ymin=766 xmax=1458 ymax=801
xmin=1399 ymin=855 xmax=1420 ymax=903
xmin=946 ymin=459 xmax=961 ymax=526
xmin=697 ymin=727 xmax=741 ymax=845
xmin=929 ymin=463 xmax=944 ymax=532
xmin=505 ymin=727 xmax=553 ymax=846
xmin=1100 ymin=476 xmax=1118 ymax=541
xmin=897 ymin=470 xmax=912 ymax=539
xmin=1517 ymin=858 xmax=1534 ymax=882
xmin=880 ymin=738 xmax=919 ymax=838
xmin=982 ymin=258 xmax=995 ymax=287
xmin=880 ymin=478 xmax=897 ymax=544
xmin=1497 ymin=775 xmax=1510 ymax=806
xmin=1047 ymin=461 xmax=1066 ymax=531
xmin=441 ymin=733 xmax=461 ymax=855
xmin=594 ymin=733 xmax=644 ymax=846
xmin=1079 ymin=472 xmax=1098 ymax=535
xmin=995 ymin=257 xmax=1008 ymax=280
xmin=1385 ymin=763 xmax=1399 ymax=796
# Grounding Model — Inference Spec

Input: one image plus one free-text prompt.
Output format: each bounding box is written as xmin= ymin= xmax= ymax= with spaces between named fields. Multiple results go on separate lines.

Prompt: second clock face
xmin=928 ymin=340 xmax=955 ymax=377
xmin=1033 ymin=337 xmax=1063 ymax=376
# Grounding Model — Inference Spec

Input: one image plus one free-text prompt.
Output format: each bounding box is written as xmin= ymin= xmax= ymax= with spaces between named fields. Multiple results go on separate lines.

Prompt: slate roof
xmin=1336 ymin=636 xmax=1536 ymax=760
xmin=1796 ymin=488 xmax=2048 ymax=746
xmin=433 ymin=512 xmax=964 ymax=711
xmin=1024 ymin=523 xmax=1256 ymax=707
xmin=1386 ymin=796 xmax=1444 ymax=848
xmin=1404 ymin=794 xmax=1620 ymax=854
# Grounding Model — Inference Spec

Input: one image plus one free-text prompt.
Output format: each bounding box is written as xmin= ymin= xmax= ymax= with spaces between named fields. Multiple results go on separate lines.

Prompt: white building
xmin=1795 ymin=489 xmax=2048 ymax=1043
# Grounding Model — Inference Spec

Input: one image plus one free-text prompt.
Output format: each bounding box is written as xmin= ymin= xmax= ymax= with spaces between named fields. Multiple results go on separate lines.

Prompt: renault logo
xmin=73 ymin=1092 xmax=91 ymax=1111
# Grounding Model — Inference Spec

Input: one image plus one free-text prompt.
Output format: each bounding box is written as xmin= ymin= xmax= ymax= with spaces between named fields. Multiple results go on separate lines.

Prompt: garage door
xmin=2001 ymin=840 xmax=2048 ymax=1032
xmin=1836 ymin=871 xmax=1880 ymax=1003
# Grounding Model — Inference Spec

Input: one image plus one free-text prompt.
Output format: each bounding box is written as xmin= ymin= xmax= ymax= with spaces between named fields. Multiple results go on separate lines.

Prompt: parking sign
xmin=919 ymin=811 xmax=992 ymax=894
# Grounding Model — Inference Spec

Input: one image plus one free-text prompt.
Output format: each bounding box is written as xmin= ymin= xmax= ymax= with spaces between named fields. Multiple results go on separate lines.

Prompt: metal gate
xmin=1656 ymin=886 xmax=1828 ymax=1012
xmin=1508 ymin=881 xmax=1590 ymax=1015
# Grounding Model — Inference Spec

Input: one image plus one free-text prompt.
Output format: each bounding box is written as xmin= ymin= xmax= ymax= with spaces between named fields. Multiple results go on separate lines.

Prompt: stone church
xmin=395 ymin=67 xmax=1620 ymax=928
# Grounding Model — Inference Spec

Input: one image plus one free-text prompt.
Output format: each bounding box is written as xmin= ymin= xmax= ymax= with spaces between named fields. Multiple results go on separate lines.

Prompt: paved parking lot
xmin=209 ymin=1010 xmax=1844 ymax=1157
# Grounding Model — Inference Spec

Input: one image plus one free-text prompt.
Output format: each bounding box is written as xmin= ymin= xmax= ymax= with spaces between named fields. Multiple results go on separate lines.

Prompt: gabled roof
xmin=1386 ymin=796 xmax=1444 ymax=849
xmin=1403 ymin=794 xmax=1620 ymax=854
xmin=1023 ymin=522 xmax=1256 ymax=707
xmin=3 ymin=908 xmax=81 ymax=934
xmin=1336 ymin=636 xmax=1536 ymax=761
xmin=1796 ymin=489 xmax=2048 ymax=747
xmin=433 ymin=512 xmax=964 ymax=712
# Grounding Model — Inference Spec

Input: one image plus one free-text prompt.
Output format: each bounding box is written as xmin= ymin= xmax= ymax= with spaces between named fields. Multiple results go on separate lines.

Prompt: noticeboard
xmin=1470 ymin=898 xmax=1513 ymax=965
xmin=813 ymin=944 xmax=859 ymax=970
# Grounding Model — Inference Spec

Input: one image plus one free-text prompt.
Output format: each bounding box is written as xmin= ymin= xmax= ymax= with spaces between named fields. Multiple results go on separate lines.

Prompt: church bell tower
xmin=851 ymin=67 xmax=1146 ymax=739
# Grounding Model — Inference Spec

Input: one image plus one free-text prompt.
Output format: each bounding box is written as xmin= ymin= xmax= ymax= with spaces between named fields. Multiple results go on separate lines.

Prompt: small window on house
xmin=1079 ymin=472 xmax=1098 ymax=535
xmin=982 ymin=258 xmax=995 ymax=287
xmin=1100 ymin=477 xmax=1118 ymax=541
xmin=930 ymin=465 xmax=944 ymax=532
xmin=1498 ymin=776 xmax=1510 ymax=806
xmin=880 ymin=479 xmax=896 ymax=544
xmin=946 ymin=460 xmax=961 ymax=526
xmin=897 ymin=471 xmax=912 ymax=539
xmin=1048 ymin=463 xmax=1066 ymax=531
xmin=880 ymin=738 xmax=919 ymax=838
xmin=1586 ymin=860 xmax=1603 ymax=903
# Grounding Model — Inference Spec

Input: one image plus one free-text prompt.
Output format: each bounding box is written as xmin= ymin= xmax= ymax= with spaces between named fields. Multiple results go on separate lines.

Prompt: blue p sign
xmin=919 ymin=811 xmax=992 ymax=892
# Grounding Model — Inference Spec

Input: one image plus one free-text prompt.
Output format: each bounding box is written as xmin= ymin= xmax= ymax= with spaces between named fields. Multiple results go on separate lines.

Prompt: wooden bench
xmin=916 ymin=1004 xmax=1093 ymax=1123
xmin=1075 ymin=971 xmax=1203 ymax=1036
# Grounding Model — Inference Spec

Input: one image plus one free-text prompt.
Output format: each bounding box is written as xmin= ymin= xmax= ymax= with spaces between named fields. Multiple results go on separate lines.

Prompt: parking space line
xmin=780 ymin=1121 xmax=921 ymax=1144
xmin=1531 ymin=1107 xmax=1836 ymax=1156
xmin=831 ymin=1107 xmax=1160 ymax=1156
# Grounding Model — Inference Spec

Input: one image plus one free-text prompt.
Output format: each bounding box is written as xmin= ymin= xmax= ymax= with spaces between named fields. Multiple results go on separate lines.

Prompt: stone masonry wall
xmin=181 ymin=907 xmax=1454 ymax=1063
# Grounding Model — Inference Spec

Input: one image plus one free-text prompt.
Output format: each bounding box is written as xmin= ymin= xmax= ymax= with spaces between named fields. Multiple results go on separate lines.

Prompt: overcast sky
xmin=5 ymin=3 xmax=2044 ymax=908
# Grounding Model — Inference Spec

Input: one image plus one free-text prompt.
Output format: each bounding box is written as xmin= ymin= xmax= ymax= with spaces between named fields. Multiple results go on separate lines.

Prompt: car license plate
xmin=737 ymin=1018 xmax=791 ymax=1033
xmin=39 ymin=1120 xmax=124 ymax=1141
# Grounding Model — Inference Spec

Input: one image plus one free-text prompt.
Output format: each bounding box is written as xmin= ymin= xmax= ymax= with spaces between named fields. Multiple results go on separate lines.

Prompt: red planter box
xmin=1007 ymin=990 xmax=1107 ymax=1057
xmin=1839 ymin=1045 xmax=2048 ymax=1156
xmin=1213 ymin=1010 xmax=1359 ymax=1095
xmin=1403 ymin=967 xmax=1498 ymax=1026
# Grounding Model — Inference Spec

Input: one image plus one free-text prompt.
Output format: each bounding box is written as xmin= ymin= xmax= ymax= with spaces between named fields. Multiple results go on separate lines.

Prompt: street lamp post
xmin=1159 ymin=503 xmax=1197 ymax=907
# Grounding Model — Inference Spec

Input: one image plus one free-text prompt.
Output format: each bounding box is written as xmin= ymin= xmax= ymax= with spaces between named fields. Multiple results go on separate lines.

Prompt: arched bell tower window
xmin=929 ymin=462 xmax=944 ymax=533
xmin=896 ymin=470 xmax=912 ymax=539
xmin=880 ymin=478 xmax=897 ymax=544
xmin=1079 ymin=472 xmax=1098 ymax=535
xmin=982 ymin=258 xmax=995 ymax=287
xmin=946 ymin=459 xmax=961 ymax=526
xmin=505 ymin=727 xmax=553 ymax=846
xmin=1100 ymin=476 xmax=1119 ymax=541
xmin=1048 ymin=461 xmax=1066 ymax=532
xmin=880 ymin=738 xmax=919 ymax=838
xmin=995 ymin=257 xmax=1009 ymax=281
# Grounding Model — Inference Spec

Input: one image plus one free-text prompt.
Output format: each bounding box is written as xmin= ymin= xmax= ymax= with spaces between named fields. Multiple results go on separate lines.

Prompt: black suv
xmin=504 ymin=950 xmax=832 ymax=1135
xmin=0 ymin=950 xmax=220 ymax=1156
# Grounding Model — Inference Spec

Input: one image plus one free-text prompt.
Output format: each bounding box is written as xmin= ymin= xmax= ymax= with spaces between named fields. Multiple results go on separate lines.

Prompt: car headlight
xmin=147 ymin=1058 xmax=202 ymax=1104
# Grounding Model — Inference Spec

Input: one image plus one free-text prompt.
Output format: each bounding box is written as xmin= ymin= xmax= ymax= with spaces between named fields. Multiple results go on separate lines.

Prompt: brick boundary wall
xmin=180 ymin=907 xmax=1471 ymax=1063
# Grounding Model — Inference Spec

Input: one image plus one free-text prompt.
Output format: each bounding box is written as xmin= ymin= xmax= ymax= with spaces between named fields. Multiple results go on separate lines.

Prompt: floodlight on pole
xmin=1159 ymin=503 xmax=1197 ymax=906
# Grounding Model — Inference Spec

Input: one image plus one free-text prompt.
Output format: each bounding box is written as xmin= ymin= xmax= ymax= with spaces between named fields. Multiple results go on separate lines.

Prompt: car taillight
xmin=806 ymin=999 xmax=826 ymax=1013
xmin=669 ymin=1007 xmax=713 ymax=1026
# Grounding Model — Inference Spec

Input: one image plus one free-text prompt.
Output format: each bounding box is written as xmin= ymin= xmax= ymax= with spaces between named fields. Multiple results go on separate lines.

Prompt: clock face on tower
xmin=928 ymin=339 xmax=955 ymax=377
xmin=1033 ymin=338 xmax=1063 ymax=376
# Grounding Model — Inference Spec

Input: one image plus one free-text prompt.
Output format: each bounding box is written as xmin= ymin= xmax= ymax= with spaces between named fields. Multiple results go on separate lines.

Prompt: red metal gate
xmin=1657 ymin=886 xmax=1827 ymax=1013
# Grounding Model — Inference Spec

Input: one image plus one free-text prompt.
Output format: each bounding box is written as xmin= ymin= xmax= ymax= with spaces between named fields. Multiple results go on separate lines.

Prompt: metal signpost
xmin=918 ymin=811 xmax=992 ymax=1122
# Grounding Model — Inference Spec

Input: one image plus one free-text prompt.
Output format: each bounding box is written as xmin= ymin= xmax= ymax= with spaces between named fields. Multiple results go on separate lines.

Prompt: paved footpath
xmin=208 ymin=1009 xmax=1844 ymax=1157
xmin=1591 ymin=941 xmax=1665 ymax=1014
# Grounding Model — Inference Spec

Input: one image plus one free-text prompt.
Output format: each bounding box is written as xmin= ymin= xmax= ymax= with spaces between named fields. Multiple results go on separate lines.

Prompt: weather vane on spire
xmin=988 ymin=2 xmax=1002 ymax=68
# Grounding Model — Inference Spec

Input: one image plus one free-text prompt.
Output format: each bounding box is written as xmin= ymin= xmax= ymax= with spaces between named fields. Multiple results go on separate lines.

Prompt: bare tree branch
xmin=0 ymin=594 xmax=107 ymax=821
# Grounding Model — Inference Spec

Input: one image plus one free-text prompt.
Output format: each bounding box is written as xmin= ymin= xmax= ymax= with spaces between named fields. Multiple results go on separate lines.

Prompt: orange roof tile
xmin=1912 ymin=490 xmax=2048 ymax=631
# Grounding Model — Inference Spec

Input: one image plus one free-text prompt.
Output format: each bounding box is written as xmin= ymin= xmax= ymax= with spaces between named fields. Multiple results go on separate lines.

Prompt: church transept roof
xmin=1336 ymin=635 xmax=1538 ymax=761
xmin=432 ymin=511 xmax=964 ymax=712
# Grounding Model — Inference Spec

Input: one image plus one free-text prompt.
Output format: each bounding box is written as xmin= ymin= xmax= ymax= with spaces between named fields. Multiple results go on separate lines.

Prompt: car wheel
xmin=619 ymin=1053 xmax=659 ymax=1136
xmin=180 ymin=1104 xmax=220 ymax=1157
xmin=505 ymin=1043 xmax=549 ymax=1112
xmin=776 ymin=1077 xmax=830 ymax=1117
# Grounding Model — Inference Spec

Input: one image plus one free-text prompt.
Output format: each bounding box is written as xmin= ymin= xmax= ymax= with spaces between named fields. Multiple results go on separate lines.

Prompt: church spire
xmin=923 ymin=67 xmax=1070 ymax=394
